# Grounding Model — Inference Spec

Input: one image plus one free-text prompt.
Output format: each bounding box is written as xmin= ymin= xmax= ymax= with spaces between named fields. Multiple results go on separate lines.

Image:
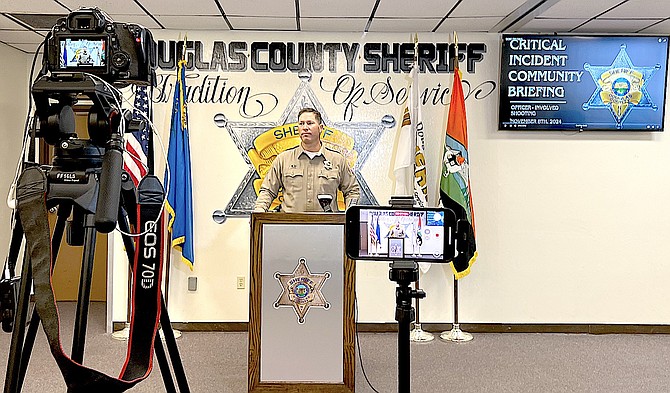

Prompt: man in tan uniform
xmin=253 ymin=108 xmax=360 ymax=212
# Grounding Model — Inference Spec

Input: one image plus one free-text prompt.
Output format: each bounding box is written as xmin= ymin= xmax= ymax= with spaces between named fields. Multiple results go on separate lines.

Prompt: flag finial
xmin=413 ymin=33 xmax=419 ymax=64
xmin=181 ymin=34 xmax=188 ymax=62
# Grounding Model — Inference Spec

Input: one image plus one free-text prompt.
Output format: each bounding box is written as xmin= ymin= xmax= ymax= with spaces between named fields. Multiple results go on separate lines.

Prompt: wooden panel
xmin=249 ymin=213 xmax=355 ymax=393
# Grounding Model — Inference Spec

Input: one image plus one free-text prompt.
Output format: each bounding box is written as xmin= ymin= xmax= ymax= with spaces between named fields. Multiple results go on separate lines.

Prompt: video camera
xmin=34 ymin=8 xmax=156 ymax=147
xmin=27 ymin=8 xmax=159 ymax=236
xmin=43 ymin=7 xmax=156 ymax=86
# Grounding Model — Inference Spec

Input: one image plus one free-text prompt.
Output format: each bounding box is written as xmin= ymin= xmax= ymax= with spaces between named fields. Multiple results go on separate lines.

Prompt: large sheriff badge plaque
xmin=273 ymin=258 xmax=331 ymax=324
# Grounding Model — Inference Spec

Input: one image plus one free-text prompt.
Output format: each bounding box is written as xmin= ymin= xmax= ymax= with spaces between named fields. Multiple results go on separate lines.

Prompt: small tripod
xmin=389 ymin=260 xmax=425 ymax=393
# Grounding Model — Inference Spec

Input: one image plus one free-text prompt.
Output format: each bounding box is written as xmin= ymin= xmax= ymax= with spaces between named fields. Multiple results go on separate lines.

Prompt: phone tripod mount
xmin=389 ymin=260 xmax=425 ymax=393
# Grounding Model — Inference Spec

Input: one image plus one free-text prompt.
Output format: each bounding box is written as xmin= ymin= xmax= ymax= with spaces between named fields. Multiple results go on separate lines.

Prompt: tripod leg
xmin=160 ymin=296 xmax=191 ymax=393
xmin=398 ymin=317 xmax=411 ymax=393
xmin=3 ymin=252 xmax=32 ymax=393
xmin=396 ymin=287 xmax=413 ymax=393
xmin=71 ymin=214 xmax=97 ymax=363
xmin=5 ymin=218 xmax=24 ymax=276
xmin=17 ymin=203 xmax=71 ymax=388
xmin=153 ymin=330 xmax=177 ymax=393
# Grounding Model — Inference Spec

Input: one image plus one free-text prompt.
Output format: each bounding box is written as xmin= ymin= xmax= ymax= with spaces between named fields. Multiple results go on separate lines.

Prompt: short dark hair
xmin=298 ymin=107 xmax=323 ymax=125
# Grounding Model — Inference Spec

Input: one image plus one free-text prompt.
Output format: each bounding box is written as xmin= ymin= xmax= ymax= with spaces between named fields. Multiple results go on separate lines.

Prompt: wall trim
xmin=113 ymin=321 xmax=670 ymax=334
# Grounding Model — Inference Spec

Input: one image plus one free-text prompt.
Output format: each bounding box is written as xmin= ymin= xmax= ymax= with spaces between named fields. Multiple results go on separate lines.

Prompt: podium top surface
xmin=251 ymin=212 xmax=345 ymax=226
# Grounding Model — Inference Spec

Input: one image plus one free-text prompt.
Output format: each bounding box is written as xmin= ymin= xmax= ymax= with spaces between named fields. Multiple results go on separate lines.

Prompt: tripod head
xmin=389 ymin=260 xmax=425 ymax=321
xmin=31 ymin=74 xmax=126 ymax=233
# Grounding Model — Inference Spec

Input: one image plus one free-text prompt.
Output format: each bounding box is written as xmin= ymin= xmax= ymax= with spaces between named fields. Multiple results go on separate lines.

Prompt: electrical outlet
xmin=236 ymin=276 xmax=245 ymax=289
xmin=188 ymin=276 xmax=197 ymax=291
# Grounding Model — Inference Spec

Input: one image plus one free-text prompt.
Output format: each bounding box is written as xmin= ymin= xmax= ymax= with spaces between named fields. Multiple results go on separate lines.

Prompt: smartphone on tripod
xmin=344 ymin=205 xmax=456 ymax=262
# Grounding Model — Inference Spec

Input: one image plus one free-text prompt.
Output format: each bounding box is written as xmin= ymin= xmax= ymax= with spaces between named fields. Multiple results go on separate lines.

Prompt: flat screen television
xmin=499 ymin=34 xmax=669 ymax=131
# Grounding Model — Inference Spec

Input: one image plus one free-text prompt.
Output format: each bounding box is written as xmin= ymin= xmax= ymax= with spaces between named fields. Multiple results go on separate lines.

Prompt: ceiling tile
xmin=540 ymin=0 xmax=623 ymax=18
xmin=433 ymin=17 xmax=502 ymax=33
xmin=375 ymin=0 xmax=459 ymax=18
xmin=222 ymin=0 xmax=296 ymax=18
xmin=602 ymin=0 xmax=670 ymax=18
xmin=367 ymin=18 xmax=444 ymax=33
xmin=58 ymin=0 xmax=144 ymax=14
xmin=0 ymin=0 xmax=68 ymax=13
xmin=0 ymin=16 xmax=21 ymax=29
xmin=157 ymin=15 xmax=230 ymax=30
xmin=300 ymin=0 xmax=375 ymax=17
xmin=105 ymin=14 xmax=162 ymax=29
xmin=451 ymin=0 xmax=528 ymax=17
xmin=574 ymin=18 xmax=663 ymax=33
xmin=638 ymin=19 xmax=670 ymax=34
xmin=140 ymin=0 xmax=222 ymax=16
xmin=0 ymin=29 xmax=45 ymax=44
xmin=7 ymin=13 xmax=65 ymax=30
xmin=3 ymin=42 xmax=40 ymax=53
xmin=300 ymin=17 xmax=368 ymax=32
xmin=227 ymin=16 xmax=297 ymax=31
xmin=515 ymin=17 xmax=588 ymax=32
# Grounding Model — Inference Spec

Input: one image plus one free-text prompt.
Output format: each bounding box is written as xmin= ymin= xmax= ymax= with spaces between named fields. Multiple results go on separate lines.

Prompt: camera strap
xmin=16 ymin=166 xmax=164 ymax=393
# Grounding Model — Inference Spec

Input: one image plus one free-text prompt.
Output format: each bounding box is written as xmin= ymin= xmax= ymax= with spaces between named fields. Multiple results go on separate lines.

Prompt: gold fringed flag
xmin=165 ymin=57 xmax=195 ymax=270
xmin=392 ymin=52 xmax=428 ymax=207
xmin=440 ymin=37 xmax=477 ymax=279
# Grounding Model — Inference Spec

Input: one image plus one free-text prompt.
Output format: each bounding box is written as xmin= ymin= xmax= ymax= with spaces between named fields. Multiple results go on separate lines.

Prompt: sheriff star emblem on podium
xmin=273 ymin=258 xmax=331 ymax=324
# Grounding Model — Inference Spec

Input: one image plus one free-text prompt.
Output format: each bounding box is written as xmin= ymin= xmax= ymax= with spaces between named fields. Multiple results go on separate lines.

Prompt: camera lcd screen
xmin=345 ymin=206 xmax=455 ymax=262
xmin=59 ymin=38 xmax=107 ymax=69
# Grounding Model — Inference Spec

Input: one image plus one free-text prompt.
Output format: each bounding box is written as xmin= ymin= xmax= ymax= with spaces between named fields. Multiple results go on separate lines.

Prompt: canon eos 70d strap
xmin=16 ymin=166 xmax=165 ymax=393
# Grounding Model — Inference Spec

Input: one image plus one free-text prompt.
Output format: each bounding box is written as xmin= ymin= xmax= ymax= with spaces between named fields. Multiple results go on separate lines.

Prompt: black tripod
xmin=389 ymin=260 xmax=425 ymax=393
xmin=3 ymin=70 xmax=190 ymax=391
xmin=3 ymin=163 xmax=190 ymax=393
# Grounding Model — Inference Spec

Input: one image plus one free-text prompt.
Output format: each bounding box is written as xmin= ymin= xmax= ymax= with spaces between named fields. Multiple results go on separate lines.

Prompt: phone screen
xmin=345 ymin=206 xmax=455 ymax=262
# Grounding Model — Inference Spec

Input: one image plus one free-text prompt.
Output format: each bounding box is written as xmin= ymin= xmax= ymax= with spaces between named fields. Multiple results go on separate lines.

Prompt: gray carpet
xmin=1 ymin=303 xmax=670 ymax=392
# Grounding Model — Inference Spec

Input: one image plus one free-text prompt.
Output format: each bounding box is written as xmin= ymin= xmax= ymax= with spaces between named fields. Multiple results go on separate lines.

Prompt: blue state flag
xmin=165 ymin=58 xmax=195 ymax=269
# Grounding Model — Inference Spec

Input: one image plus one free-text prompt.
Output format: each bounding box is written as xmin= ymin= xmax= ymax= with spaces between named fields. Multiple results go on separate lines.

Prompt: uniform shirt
xmin=254 ymin=145 xmax=360 ymax=212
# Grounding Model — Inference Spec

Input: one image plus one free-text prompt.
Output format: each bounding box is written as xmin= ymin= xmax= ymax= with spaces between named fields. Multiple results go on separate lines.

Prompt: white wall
xmin=3 ymin=31 xmax=666 ymax=326
xmin=0 ymin=44 xmax=30 ymax=262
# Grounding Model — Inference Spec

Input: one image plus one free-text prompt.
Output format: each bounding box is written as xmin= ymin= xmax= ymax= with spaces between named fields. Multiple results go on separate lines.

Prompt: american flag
xmin=123 ymin=85 xmax=150 ymax=186
xmin=369 ymin=216 xmax=379 ymax=246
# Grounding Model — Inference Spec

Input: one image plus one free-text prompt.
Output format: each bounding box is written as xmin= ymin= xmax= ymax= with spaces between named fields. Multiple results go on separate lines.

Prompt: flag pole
xmin=164 ymin=33 xmax=187 ymax=318
xmin=440 ymin=275 xmax=472 ymax=341
xmin=113 ymin=84 xmax=150 ymax=341
xmin=410 ymin=270 xmax=434 ymax=342
xmin=440 ymin=31 xmax=473 ymax=343
xmin=408 ymin=32 xmax=434 ymax=343
xmin=162 ymin=33 xmax=190 ymax=341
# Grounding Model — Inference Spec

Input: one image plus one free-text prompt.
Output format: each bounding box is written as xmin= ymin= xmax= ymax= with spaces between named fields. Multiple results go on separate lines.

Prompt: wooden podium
xmin=249 ymin=213 xmax=355 ymax=392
